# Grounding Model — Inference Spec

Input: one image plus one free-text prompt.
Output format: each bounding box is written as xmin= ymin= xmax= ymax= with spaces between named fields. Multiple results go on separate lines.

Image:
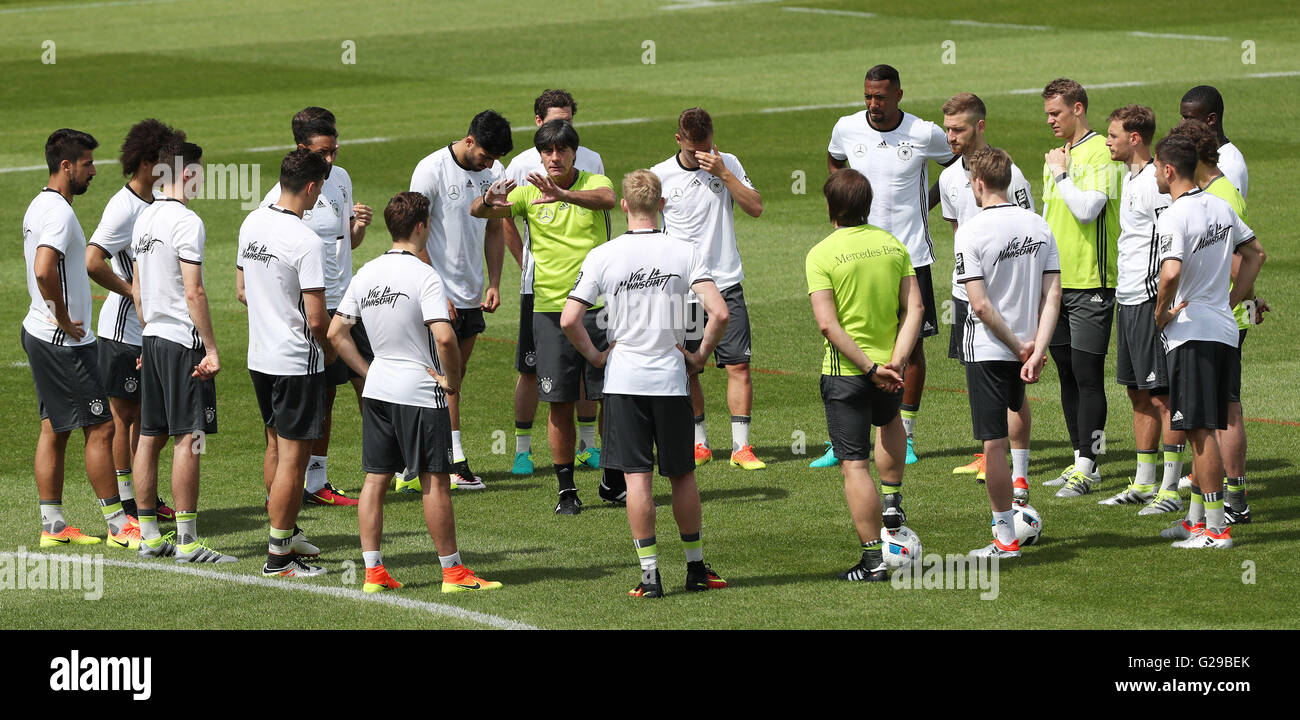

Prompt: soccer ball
xmin=1014 ymin=504 xmax=1043 ymax=546
xmin=880 ymin=526 xmax=922 ymax=570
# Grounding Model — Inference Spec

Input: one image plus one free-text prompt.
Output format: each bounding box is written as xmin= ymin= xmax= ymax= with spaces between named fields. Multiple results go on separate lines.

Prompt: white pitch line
xmin=1 ymin=158 xmax=117 ymax=175
xmin=1130 ymin=30 xmax=1231 ymax=42
xmin=1246 ymin=70 xmax=1300 ymax=78
xmin=783 ymin=7 xmax=877 ymax=18
xmin=1008 ymin=79 xmax=1147 ymax=95
xmin=244 ymin=136 xmax=390 ymax=153
xmin=0 ymin=0 xmax=189 ymax=14
xmin=49 ymin=555 xmax=538 ymax=630
xmin=661 ymin=0 xmax=781 ymax=10
xmin=949 ymin=18 xmax=1051 ymax=31
xmin=759 ymin=101 xmax=860 ymax=114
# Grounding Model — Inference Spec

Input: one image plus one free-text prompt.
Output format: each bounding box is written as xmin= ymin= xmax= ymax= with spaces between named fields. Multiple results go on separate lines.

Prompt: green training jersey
xmin=509 ymin=170 xmax=613 ymax=312
xmin=805 ymin=224 xmax=915 ymax=375
xmin=1205 ymin=175 xmax=1252 ymax=329
xmin=1041 ymin=131 xmax=1123 ymax=290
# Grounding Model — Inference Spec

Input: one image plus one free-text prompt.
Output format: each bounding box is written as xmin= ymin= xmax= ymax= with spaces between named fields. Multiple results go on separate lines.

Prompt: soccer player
xmin=806 ymin=169 xmax=924 ymax=581
xmin=470 ymin=120 xmax=617 ymax=514
xmin=827 ymin=64 xmax=955 ymax=467
xmin=562 ymin=170 xmax=729 ymax=597
xmin=1180 ymin=86 xmax=1248 ymax=198
xmin=1150 ymin=135 xmax=1264 ymax=549
xmin=503 ymin=89 xmax=606 ymax=476
xmin=651 ymin=107 xmax=765 ymax=470
xmin=1098 ymin=105 xmax=1180 ymax=513
xmin=1167 ymin=119 xmax=1256 ymax=524
xmin=22 ymin=129 xmax=130 ymax=549
xmin=954 ymin=148 xmax=1062 ymax=558
xmin=329 ymin=192 xmax=501 ymax=594
xmin=408 ymin=109 xmax=513 ymax=491
xmin=937 ymin=93 xmax=1036 ymax=500
xmin=86 ymin=119 xmax=182 ymax=523
xmin=130 ymin=141 xmax=229 ymax=562
xmin=238 ymin=149 xmax=334 ymax=577
xmin=1038 ymin=78 xmax=1124 ymax=497
xmin=261 ymin=107 xmax=371 ymax=507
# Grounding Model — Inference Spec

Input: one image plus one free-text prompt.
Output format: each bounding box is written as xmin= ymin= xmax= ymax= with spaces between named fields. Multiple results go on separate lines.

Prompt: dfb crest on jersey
xmin=124 ymin=377 xmax=138 ymax=394
xmin=955 ymin=252 xmax=965 ymax=275
xmin=540 ymin=376 xmax=554 ymax=394
xmin=896 ymin=144 xmax=914 ymax=161
xmin=447 ymin=184 xmax=461 ymax=200
xmin=524 ymin=351 xmax=536 ymax=368
xmin=205 ymin=407 xmax=216 ymax=424
xmin=89 ymin=399 xmax=105 ymax=416
xmin=853 ymin=143 xmax=867 ymax=158
xmin=708 ymin=177 xmax=724 ymax=193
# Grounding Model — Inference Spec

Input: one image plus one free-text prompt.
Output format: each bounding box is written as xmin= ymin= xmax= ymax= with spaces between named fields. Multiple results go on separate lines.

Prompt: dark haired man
xmin=652 ymin=107 xmax=765 ymax=471
xmin=87 ymin=119 xmax=183 ymax=523
xmin=407 ymin=109 xmax=513 ymax=492
xmin=262 ymin=108 xmax=372 ymax=507
xmin=471 ymin=120 xmax=617 ymax=514
xmin=1180 ymin=86 xmax=1247 ymax=198
xmin=1039 ymin=78 xmax=1124 ymax=498
xmin=330 ymin=191 xmax=501 ymax=594
xmin=828 ymin=64 xmax=955 ymax=473
xmin=502 ymin=90 xmax=606 ymax=476
xmin=806 ymin=169 xmax=923 ymax=581
xmin=238 ymin=149 xmax=334 ymax=577
xmin=23 ymin=129 xmax=127 ymax=549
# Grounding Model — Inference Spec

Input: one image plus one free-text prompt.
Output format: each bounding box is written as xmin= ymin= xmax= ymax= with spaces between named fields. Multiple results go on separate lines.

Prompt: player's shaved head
xmin=279 ymin=147 xmax=329 ymax=192
xmin=1042 ymin=78 xmax=1088 ymax=111
xmin=1153 ymin=135 xmax=1198 ymax=180
xmin=534 ymin=119 xmax=579 ymax=152
xmin=1168 ymin=119 xmax=1219 ymax=166
xmin=969 ymin=147 xmax=1012 ymax=192
xmin=864 ymin=64 xmax=901 ymax=88
xmin=823 ymin=169 xmax=873 ymax=227
xmin=384 ymin=191 xmax=429 ymax=242
xmin=119 ymin=119 xmax=184 ymax=177
xmin=1180 ymin=85 xmax=1224 ymax=119
xmin=621 ymin=170 xmax=662 ymax=217
xmin=677 ymin=107 xmax=713 ymax=144
xmin=45 ymin=128 xmax=98 ymax=175
xmin=942 ymin=93 xmax=986 ymax=121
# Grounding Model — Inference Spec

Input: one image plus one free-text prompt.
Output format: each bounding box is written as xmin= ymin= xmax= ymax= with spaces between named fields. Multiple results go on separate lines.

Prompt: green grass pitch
xmin=0 ymin=0 xmax=1297 ymax=629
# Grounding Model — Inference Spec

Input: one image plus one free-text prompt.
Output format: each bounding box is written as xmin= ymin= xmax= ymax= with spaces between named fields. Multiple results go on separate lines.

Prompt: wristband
xmin=867 ymin=363 xmax=878 ymax=378
xmin=1055 ymin=172 xmax=1068 ymax=183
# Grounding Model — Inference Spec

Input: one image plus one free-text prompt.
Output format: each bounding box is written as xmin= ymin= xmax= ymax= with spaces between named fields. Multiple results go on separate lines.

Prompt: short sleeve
xmin=297 ymin=235 xmax=326 ymax=291
xmin=725 ymin=154 xmax=755 ymax=190
xmin=421 ymin=269 xmax=449 ymax=324
xmin=1011 ymin=166 xmax=1036 ymax=212
xmin=1156 ymin=211 xmax=1185 ymax=264
xmin=336 ymin=278 xmax=360 ymax=318
xmin=954 ymin=228 xmax=983 ymax=283
xmin=827 ymin=120 xmax=846 ymax=161
xmin=175 ymin=212 xmax=206 ymax=264
xmin=590 ymin=150 xmax=606 ymax=176
xmin=569 ymin=251 xmax=602 ymax=306
xmin=40 ymin=207 xmax=76 ymax=256
xmin=687 ymin=247 xmax=712 ymax=287
xmin=88 ymin=197 xmax=130 ymax=256
xmin=926 ymin=123 xmax=956 ymax=164
xmin=939 ymin=172 xmax=957 ymax=221
xmin=806 ymin=245 xmax=832 ymax=294
xmin=1230 ymin=211 xmax=1255 ymax=249
xmin=409 ymin=160 xmax=438 ymax=203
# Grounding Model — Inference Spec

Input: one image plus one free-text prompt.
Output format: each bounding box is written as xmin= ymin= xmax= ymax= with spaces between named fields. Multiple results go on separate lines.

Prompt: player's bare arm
xmin=327 ymin=312 xmax=369 ymax=377
xmin=350 ymin=203 xmax=372 ymax=248
xmin=559 ymin=298 xmax=613 ymax=368
xmin=482 ymin=217 xmax=504 ymax=312
xmin=827 ymin=153 xmax=847 ymax=174
xmin=303 ymin=288 xmax=336 ymax=365
xmin=469 ymin=177 xmax=516 ymax=219
xmin=890 ymin=275 xmax=924 ymax=385
xmin=688 ymin=278 xmax=730 ymax=371
xmin=1229 ymin=238 xmax=1266 ymax=307
xmin=503 ymin=217 xmax=524 ymax=268
xmin=810 ymin=289 xmax=880 ymax=381
xmin=86 ymin=246 xmax=133 ymax=298
xmin=181 ymin=261 xmax=220 ymax=379
xmin=966 ymin=277 xmax=1028 ymax=360
xmin=527 ymin=172 xmax=615 ymax=210
xmin=427 ymin=319 xmax=461 ymax=394
xmin=1025 ymin=272 xmax=1061 ymax=383
xmin=1154 ymin=259 xmax=1187 ymax=330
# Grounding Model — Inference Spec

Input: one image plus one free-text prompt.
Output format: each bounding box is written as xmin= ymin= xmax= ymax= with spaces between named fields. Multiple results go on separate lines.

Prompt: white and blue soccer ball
xmin=1014 ymin=504 xmax=1043 ymax=546
xmin=880 ymin=526 xmax=922 ymax=570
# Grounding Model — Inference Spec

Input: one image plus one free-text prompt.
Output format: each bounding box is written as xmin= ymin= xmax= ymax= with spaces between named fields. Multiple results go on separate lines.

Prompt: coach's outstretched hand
xmin=527 ymin=172 xmax=565 ymax=204
xmin=483 ymin=178 xmax=515 ymax=206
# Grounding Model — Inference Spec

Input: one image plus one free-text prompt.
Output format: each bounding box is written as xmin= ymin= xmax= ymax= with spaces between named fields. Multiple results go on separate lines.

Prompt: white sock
xmin=439 ymin=551 xmax=462 ymax=569
xmin=1011 ymin=449 xmax=1030 ymax=479
xmin=993 ymin=510 xmax=1017 ymax=545
xmin=304 ymin=455 xmax=327 ymax=494
xmin=1073 ymin=449 xmax=1081 ymax=464
xmin=116 ymin=472 xmax=134 ymax=501
xmin=694 ymin=415 xmax=708 ymax=448
xmin=362 ymin=550 xmax=383 ymax=569
xmin=516 ymin=428 xmax=531 ymax=454
xmin=451 ymin=431 xmax=465 ymax=463
xmin=40 ymin=502 xmax=66 ymax=534
xmin=1074 ymin=456 xmax=1098 ymax=477
xmin=731 ymin=415 xmax=751 ymax=453
xmin=577 ymin=420 xmax=597 ymax=453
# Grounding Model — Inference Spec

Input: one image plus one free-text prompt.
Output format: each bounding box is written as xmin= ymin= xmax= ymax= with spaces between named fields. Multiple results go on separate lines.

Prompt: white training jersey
xmin=1156 ymin=188 xmax=1255 ymax=351
xmin=939 ymin=156 xmax=1035 ymax=301
xmin=1116 ymin=163 xmax=1172 ymax=306
xmin=409 ymin=145 xmax=502 ymax=309
xmin=1216 ymin=141 xmax=1248 ymax=199
xmin=22 ymin=188 xmax=95 ymax=347
xmin=954 ymin=204 xmax=1061 ymax=363
xmin=237 ymin=205 xmax=326 ymax=375
xmin=651 ymin=151 xmax=753 ymax=293
xmin=569 ymin=230 xmax=711 ymax=396
xmin=90 ymin=185 xmax=153 ymax=346
xmin=262 ymin=164 xmax=353 ymax=309
xmin=504 ymin=145 xmax=604 ymax=295
xmin=133 ymin=198 xmax=206 ymax=350
xmin=337 ymin=250 xmax=451 ymax=409
xmin=828 ymin=110 xmax=955 ymax=267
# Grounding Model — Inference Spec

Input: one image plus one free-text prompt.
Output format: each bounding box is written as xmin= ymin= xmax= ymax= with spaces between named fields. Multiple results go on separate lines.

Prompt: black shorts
xmin=914 ymin=264 xmax=939 ymax=339
xmin=325 ymin=310 xmax=373 ymax=384
xmin=250 ymin=370 xmax=325 ymax=440
xmin=683 ymin=283 xmax=753 ymax=367
xmin=965 ymin=361 xmax=1025 ymax=441
xmin=361 ymin=398 xmax=453 ymax=475
xmin=452 ymin=307 xmax=486 ymax=341
xmin=1116 ymin=300 xmax=1168 ymax=392
xmin=139 ymin=336 xmax=218 ymax=437
xmin=947 ymin=296 xmax=968 ymax=364
xmin=1050 ymin=288 xmax=1115 ymax=355
xmin=98 ymin=337 xmax=141 ymax=401
xmin=1230 ymin=328 xmax=1246 ymax=403
xmin=21 ymin=329 xmax=112 ymax=432
xmin=517 ymin=293 xmax=537 ymax=373
xmin=1167 ymin=340 xmax=1238 ymax=431
xmin=600 ymin=393 xmax=694 ymax=477
xmin=533 ymin=310 xmax=606 ymax=403
xmin=820 ymin=374 xmax=902 ymax=462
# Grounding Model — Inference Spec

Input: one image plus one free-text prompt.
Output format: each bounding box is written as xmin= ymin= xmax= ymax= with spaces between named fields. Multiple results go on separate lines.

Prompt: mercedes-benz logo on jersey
xmin=123 ymin=377 xmax=138 ymax=394
xmin=853 ymin=143 xmax=867 ymax=158
xmin=540 ymin=376 xmax=554 ymax=394
xmin=89 ymin=399 xmax=105 ymax=416
xmin=670 ymin=187 xmax=684 ymax=203
xmin=537 ymin=206 xmax=555 ymax=223
xmin=448 ymin=184 xmax=461 ymax=200
xmin=896 ymin=144 xmax=914 ymax=161
xmin=523 ymin=351 xmax=536 ymax=368
xmin=707 ymin=177 xmax=724 ymax=194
